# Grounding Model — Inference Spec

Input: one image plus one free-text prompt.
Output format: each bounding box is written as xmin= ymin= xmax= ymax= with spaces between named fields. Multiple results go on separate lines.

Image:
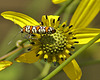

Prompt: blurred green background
xmin=0 ymin=0 xmax=100 ymax=80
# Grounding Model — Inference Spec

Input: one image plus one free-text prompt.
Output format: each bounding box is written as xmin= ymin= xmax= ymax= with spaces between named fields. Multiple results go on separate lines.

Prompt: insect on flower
xmin=21 ymin=25 xmax=56 ymax=34
xmin=1 ymin=0 xmax=100 ymax=79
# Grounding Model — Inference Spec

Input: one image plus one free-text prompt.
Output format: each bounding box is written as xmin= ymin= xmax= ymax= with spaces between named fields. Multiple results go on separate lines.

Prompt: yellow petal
xmin=75 ymin=37 xmax=100 ymax=44
xmin=1 ymin=11 xmax=39 ymax=28
xmin=15 ymin=49 xmax=39 ymax=63
xmin=74 ymin=28 xmax=100 ymax=44
xmin=74 ymin=35 xmax=100 ymax=44
xmin=59 ymin=54 xmax=82 ymax=80
xmin=74 ymin=28 xmax=100 ymax=34
xmin=75 ymin=33 xmax=100 ymax=38
xmin=41 ymin=15 xmax=60 ymax=27
xmin=52 ymin=0 xmax=67 ymax=4
xmin=70 ymin=0 xmax=100 ymax=29
xmin=47 ymin=15 xmax=60 ymax=22
xmin=0 ymin=61 xmax=12 ymax=71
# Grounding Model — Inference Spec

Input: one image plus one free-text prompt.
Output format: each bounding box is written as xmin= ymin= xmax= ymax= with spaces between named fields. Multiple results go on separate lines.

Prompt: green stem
xmin=54 ymin=0 xmax=73 ymax=15
xmin=0 ymin=46 xmax=22 ymax=61
xmin=0 ymin=40 xmax=30 ymax=61
xmin=5 ymin=47 xmax=24 ymax=61
xmin=43 ymin=33 xmax=100 ymax=80
xmin=34 ymin=63 xmax=51 ymax=80
xmin=7 ymin=39 xmax=28 ymax=53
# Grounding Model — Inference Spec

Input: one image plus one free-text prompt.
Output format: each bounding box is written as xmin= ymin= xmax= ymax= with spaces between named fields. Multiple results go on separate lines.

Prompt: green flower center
xmin=39 ymin=30 xmax=67 ymax=54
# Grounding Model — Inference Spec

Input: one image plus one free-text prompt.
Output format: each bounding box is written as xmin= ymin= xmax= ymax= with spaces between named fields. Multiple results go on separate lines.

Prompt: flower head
xmin=1 ymin=12 xmax=82 ymax=80
xmin=1 ymin=0 xmax=100 ymax=79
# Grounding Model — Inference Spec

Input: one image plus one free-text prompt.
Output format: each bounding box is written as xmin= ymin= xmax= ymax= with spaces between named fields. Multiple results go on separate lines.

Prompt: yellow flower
xmin=52 ymin=0 xmax=67 ymax=4
xmin=1 ymin=0 xmax=100 ymax=79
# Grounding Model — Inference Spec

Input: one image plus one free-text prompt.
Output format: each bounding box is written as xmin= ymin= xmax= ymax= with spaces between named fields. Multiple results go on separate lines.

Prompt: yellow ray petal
xmin=0 ymin=61 xmax=12 ymax=71
xmin=73 ymin=28 xmax=100 ymax=44
xmin=59 ymin=54 xmax=82 ymax=80
xmin=41 ymin=15 xmax=60 ymax=27
xmin=75 ymin=37 xmax=100 ymax=44
xmin=52 ymin=0 xmax=67 ymax=4
xmin=70 ymin=0 xmax=100 ymax=29
xmin=48 ymin=15 xmax=60 ymax=22
xmin=70 ymin=0 xmax=89 ymax=26
xmin=74 ymin=28 xmax=100 ymax=34
xmin=15 ymin=50 xmax=39 ymax=63
xmin=77 ymin=0 xmax=100 ymax=28
xmin=1 ymin=11 xmax=39 ymax=28
xmin=75 ymin=33 xmax=100 ymax=38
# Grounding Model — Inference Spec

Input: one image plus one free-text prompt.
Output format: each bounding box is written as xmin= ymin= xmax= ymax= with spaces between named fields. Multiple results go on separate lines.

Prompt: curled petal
xmin=1 ymin=11 xmax=39 ymax=28
xmin=52 ymin=0 xmax=67 ymax=4
xmin=0 ymin=61 xmax=12 ymax=71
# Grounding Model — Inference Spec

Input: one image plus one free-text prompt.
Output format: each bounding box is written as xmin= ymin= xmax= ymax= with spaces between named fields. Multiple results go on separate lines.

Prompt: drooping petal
xmin=15 ymin=50 xmax=39 ymax=63
xmin=52 ymin=0 xmax=67 ymax=4
xmin=0 ymin=61 xmax=12 ymax=71
xmin=15 ymin=45 xmax=40 ymax=63
xmin=1 ymin=11 xmax=39 ymax=28
xmin=74 ymin=28 xmax=100 ymax=44
xmin=59 ymin=53 xmax=82 ymax=80
xmin=70 ymin=0 xmax=100 ymax=29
